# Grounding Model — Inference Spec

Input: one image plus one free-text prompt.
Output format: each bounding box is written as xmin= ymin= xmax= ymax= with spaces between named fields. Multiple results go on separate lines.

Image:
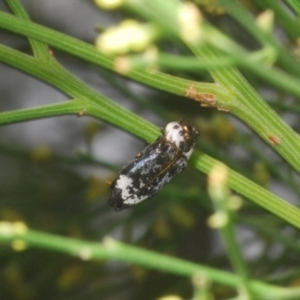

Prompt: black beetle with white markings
xmin=110 ymin=120 xmax=199 ymax=210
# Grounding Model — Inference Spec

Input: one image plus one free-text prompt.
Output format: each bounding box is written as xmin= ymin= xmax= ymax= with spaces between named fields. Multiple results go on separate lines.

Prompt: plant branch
xmin=5 ymin=0 xmax=49 ymax=59
xmin=0 ymin=11 xmax=226 ymax=100
xmin=1 ymin=223 xmax=299 ymax=299
xmin=0 ymin=100 xmax=85 ymax=125
xmin=1 ymin=4 xmax=300 ymax=230
xmin=192 ymin=151 xmax=300 ymax=230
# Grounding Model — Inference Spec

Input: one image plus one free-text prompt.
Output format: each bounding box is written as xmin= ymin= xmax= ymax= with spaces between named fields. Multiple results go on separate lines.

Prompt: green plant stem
xmin=0 ymin=100 xmax=86 ymax=125
xmin=130 ymin=52 xmax=238 ymax=71
xmin=0 ymin=11 xmax=225 ymax=100
xmin=2 ymin=46 xmax=300 ymax=231
xmin=221 ymin=220 xmax=252 ymax=296
xmin=209 ymin=177 xmax=252 ymax=296
xmin=254 ymin=0 xmax=300 ymax=41
xmin=197 ymin=23 xmax=300 ymax=103
xmin=123 ymin=0 xmax=300 ymax=98
xmin=3 ymin=7 xmax=300 ymax=101
xmin=286 ymin=0 xmax=300 ymax=17
xmin=191 ymin=150 xmax=300 ymax=230
xmin=189 ymin=44 xmax=300 ymax=173
xmin=220 ymin=0 xmax=300 ymax=78
xmin=184 ymin=21 xmax=300 ymax=100
xmin=233 ymin=133 xmax=300 ymax=198
xmin=1 ymin=227 xmax=300 ymax=299
xmin=0 ymin=16 xmax=300 ymax=229
xmin=0 ymin=44 xmax=159 ymax=141
xmin=5 ymin=0 xmax=49 ymax=59
xmin=3 ymin=49 xmax=300 ymax=230
xmin=2 ymin=11 xmax=300 ymax=171
xmin=120 ymin=0 xmax=300 ymax=173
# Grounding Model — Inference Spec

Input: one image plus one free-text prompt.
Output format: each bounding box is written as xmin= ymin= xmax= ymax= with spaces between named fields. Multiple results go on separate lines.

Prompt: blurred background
xmin=1 ymin=1 xmax=300 ymax=299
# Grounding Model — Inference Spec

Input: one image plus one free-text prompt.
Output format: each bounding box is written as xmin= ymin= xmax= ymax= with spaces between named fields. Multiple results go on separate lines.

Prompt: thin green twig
xmin=1 ymin=224 xmax=299 ymax=299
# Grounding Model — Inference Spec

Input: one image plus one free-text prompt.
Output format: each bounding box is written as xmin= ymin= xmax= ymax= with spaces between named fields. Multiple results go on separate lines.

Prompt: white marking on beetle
xmin=116 ymin=175 xmax=136 ymax=199
xmin=164 ymin=122 xmax=185 ymax=149
xmin=183 ymin=146 xmax=194 ymax=159
xmin=123 ymin=194 xmax=148 ymax=205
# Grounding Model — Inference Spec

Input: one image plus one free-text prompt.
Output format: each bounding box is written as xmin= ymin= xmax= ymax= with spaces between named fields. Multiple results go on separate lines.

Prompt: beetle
xmin=110 ymin=120 xmax=199 ymax=210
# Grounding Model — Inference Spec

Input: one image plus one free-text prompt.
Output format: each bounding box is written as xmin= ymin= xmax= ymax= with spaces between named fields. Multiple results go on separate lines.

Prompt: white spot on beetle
xmin=164 ymin=122 xmax=185 ymax=149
